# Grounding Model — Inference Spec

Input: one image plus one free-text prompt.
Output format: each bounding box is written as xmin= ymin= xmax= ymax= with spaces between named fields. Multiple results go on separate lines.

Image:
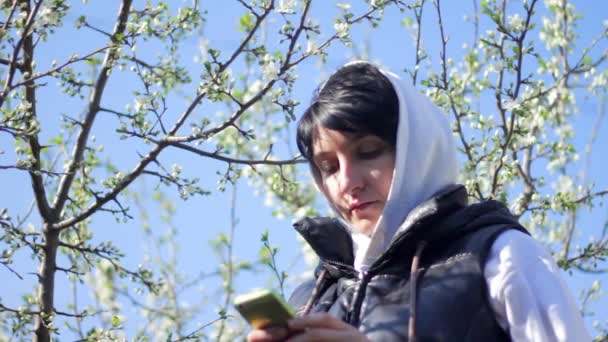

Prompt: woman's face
xmin=312 ymin=126 xmax=395 ymax=235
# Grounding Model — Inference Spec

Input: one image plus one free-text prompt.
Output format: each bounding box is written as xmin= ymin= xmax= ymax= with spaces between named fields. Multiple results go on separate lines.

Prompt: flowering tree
xmin=0 ymin=0 xmax=606 ymax=341
xmin=408 ymin=0 xmax=608 ymax=337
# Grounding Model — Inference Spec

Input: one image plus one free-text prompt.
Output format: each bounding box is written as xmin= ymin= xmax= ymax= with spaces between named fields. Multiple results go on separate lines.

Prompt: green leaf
xmin=49 ymin=135 xmax=64 ymax=145
xmin=261 ymin=229 xmax=269 ymax=242
xmin=238 ymin=12 xmax=254 ymax=32
xmin=582 ymin=56 xmax=592 ymax=67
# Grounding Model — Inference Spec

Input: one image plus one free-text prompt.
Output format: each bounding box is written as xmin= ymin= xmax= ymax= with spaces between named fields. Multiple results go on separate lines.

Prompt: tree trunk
xmin=34 ymin=226 xmax=59 ymax=342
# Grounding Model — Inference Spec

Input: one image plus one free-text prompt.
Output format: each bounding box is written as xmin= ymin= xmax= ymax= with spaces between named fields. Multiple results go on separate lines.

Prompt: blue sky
xmin=1 ymin=0 xmax=607 ymax=339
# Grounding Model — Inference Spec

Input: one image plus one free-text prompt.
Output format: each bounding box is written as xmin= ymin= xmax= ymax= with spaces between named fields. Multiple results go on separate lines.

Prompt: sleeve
xmin=484 ymin=229 xmax=591 ymax=342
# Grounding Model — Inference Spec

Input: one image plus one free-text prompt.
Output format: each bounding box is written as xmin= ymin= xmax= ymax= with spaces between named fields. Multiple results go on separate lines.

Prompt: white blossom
xmin=171 ymin=164 xmax=182 ymax=178
xmin=508 ymin=14 xmax=525 ymax=31
xmin=277 ymin=0 xmax=297 ymax=14
xmin=134 ymin=97 xmax=145 ymax=112
xmin=334 ymin=21 xmax=349 ymax=39
xmin=336 ymin=3 xmax=352 ymax=10
xmin=261 ymin=54 xmax=279 ymax=82
xmin=305 ymin=39 xmax=317 ymax=55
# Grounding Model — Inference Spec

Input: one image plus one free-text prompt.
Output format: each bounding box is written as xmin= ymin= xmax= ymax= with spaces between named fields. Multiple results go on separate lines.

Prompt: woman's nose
xmin=338 ymin=160 xmax=364 ymax=195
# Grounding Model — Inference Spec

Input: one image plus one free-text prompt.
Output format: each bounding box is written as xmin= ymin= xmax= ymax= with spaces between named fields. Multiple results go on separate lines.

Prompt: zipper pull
xmin=358 ymin=266 xmax=369 ymax=279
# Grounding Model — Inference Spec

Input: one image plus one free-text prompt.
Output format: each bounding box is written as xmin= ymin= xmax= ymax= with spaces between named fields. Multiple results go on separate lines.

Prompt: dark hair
xmin=296 ymin=63 xmax=399 ymax=163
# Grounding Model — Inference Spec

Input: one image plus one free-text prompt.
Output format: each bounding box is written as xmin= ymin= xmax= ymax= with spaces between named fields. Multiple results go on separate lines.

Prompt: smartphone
xmin=234 ymin=289 xmax=295 ymax=329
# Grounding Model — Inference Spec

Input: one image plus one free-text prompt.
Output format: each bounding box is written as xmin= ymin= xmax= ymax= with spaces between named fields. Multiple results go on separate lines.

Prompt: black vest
xmin=289 ymin=185 xmax=528 ymax=341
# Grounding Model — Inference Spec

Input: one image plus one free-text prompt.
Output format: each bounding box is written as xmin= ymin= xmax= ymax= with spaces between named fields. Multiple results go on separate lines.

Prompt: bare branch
xmin=99 ymin=106 xmax=134 ymax=119
xmin=170 ymin=141 xmax=305 ymax=166
xmin=0 ymin=57 xmax=24 ymax=71
xmin=1 ymin=262 xmax=24 ymax=280
xmin=0 ymin=164 xmax=19 ymax=170
xmin=55 ymin=266 xmax=85 ymax=277
xmin=82 ymin=22 xmax=112 ymax=38
xmin=53 ymin=308 xmax=105 ymax=318
xmin=236 ymin=0 xmax=259 ymax=18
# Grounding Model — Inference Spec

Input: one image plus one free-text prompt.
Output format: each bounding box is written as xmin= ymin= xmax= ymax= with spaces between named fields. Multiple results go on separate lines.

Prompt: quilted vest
xmin=289 ymin=185 xmax=528 ymax=341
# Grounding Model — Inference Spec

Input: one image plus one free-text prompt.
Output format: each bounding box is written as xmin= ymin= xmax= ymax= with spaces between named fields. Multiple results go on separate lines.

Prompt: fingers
xmin=247 ymin=326 xmax=289 ymax=342
xmin=286 ymin=328 xmax=350 ymax=342
xmin=287 ymin=312 xmax=351 ymax=331
xmin=278 ymin=313 xmax=368 ymax=342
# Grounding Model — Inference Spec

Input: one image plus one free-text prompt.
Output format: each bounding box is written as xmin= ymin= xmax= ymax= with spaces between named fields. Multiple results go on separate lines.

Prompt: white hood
xmin=315 ymin=61 xmax=459 ymax=271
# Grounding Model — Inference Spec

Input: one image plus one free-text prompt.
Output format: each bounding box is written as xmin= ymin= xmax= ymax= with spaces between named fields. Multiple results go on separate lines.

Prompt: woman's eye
xmin=318 ymin=161 xmax=337 ymax=174
xmin=359 ymin=148 xmax=381 ymax=159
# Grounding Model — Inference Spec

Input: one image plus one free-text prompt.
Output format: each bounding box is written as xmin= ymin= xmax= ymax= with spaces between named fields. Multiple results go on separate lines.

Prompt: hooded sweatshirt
xmin=312 ymin=60 xmax=459 ymax=271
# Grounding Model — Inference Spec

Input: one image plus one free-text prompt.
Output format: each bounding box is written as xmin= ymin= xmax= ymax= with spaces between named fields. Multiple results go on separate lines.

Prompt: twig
xmin=8 ymin=47 xmax=109 ymax=90
xmin=172 ymin=315 xmax=232 ymax=342
xmin=434 ymin=0 xmax=484 ymax=200
xmin=1 ymin=262 xmax=24 ymax=280
xmin=215 ymin=181 xmax=239 ymax=340
xmin=53 ymin=308 xmax=104 ymax=318
xmin=411 ymin=0 xmax=426 ymax=85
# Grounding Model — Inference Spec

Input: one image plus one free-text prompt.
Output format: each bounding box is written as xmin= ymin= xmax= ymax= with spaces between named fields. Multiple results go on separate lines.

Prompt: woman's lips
xmin=349 ymin=201 xmax=375 ymax=213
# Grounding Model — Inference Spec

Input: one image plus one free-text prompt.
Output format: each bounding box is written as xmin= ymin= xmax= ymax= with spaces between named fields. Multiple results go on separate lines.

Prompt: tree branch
xmin=172 ymin=315 xmax=231 ymax=342
xmin=171 ymin=141 xmax=305 ymax=166
xmin=1 ymin=0 xmax=20 ymax=32
xmin=8 ymin=47 xmax=109 ymax=90
xmin=58 ymin=240 xmax=159 ymax=291
xmin=1 ymin=261 xmax=24 ymax=280
xmin=52 ymin=0 xmax=133 ymax=216
xmin=0 ymin=0 xmax=43 ymax=108
xmin=0 ymin=303 xmax=40 ymax=316
xmin=53 ymin=308 xmax=104 ymax=318
xmin=0 ymin=57 xmax=24 ymax=71
xmin=164 ymin=0 xmax=276 ymax=141
xmin=434 ymin=0 xmax=484 ymax=200
xmin=52 ymin=143 xmax=165 ymax=230
xmin=21 ymin=2 xmax=53 ymax=223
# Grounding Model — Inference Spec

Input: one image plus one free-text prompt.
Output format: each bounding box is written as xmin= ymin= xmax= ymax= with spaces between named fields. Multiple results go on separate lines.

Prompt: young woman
xmin=247 ymin=62 xmax=590 ymax=341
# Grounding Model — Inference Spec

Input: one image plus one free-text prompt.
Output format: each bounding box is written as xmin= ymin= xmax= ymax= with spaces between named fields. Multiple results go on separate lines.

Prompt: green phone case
xmin=234 ymin=289 xmax=295 ymax=329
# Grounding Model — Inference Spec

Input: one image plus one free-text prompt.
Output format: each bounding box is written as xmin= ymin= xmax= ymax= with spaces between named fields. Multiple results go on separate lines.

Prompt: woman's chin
xmin=350 ymin=218 xmax=378 ymax=236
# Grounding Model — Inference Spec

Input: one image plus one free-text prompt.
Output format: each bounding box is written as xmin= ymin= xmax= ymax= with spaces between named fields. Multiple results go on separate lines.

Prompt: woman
xmin=248 ymin=62 xmax=590 ymax=341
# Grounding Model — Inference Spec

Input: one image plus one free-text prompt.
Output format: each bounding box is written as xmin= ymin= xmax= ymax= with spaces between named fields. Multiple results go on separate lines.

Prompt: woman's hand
xmin=247 ymin=325 xmax=289 ymax=342
xmin=246 ymin=313 xmax=369 ymax=342
xmin=285 ymin=312 xmax=369 ymax=341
